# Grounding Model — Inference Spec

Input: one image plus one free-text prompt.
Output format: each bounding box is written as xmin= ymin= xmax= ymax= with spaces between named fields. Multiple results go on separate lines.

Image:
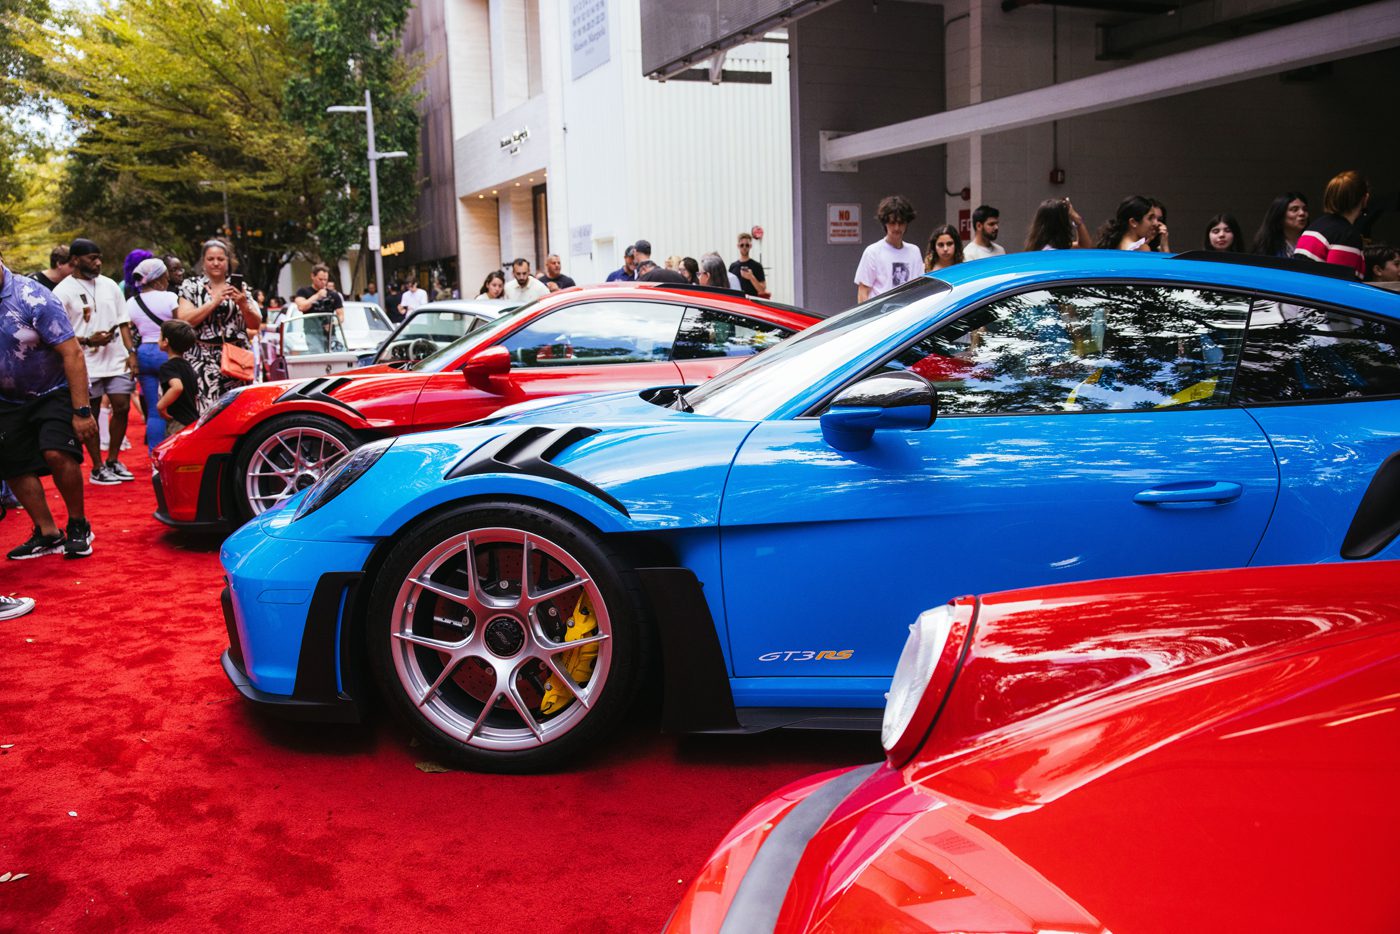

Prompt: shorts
xmin=0 ymin=391 xmax=83 ymax=480
xmin=90 ymin=374 xmax=136 ymax=398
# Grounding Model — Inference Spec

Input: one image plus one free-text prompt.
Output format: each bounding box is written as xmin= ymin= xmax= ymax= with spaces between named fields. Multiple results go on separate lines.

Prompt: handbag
xmin=219 ymin=341 xmax=256 ymax=381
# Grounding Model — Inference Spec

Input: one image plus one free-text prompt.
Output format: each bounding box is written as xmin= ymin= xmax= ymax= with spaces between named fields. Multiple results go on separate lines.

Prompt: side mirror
xmin=820 ymin=370 xmax=936 ymax=452
xmin=463 ymin=345 xmax=512 ymax=392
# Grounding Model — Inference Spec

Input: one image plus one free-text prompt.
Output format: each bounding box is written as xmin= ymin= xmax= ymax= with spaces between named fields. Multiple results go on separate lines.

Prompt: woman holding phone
xmin=177 ymin=238 xmax=261 ymax=410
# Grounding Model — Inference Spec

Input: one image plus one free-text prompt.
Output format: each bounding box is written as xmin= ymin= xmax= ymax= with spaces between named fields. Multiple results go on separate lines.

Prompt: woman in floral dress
xmin=176 ymin=239 xmax=261 ymax=411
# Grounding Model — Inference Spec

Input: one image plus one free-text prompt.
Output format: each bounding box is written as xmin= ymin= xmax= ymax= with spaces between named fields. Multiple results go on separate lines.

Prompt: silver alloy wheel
xmin=243 ymin=425 xmax=353 ymax=516
xmin=388 ymin=526 xmax=612 ymax=751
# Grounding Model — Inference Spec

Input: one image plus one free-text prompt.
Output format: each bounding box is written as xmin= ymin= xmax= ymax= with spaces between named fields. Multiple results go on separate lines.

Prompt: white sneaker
xmin=90 ymin=465 xmax=121 ymax=486
xmin=107 ymin=461 xmax=135 ymax=481
xmin=0 ymin=595 xmax=36 ymax=621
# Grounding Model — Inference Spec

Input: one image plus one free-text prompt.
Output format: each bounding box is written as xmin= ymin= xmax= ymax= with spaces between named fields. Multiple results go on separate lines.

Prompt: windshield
xmin=409 ymin=301 xmax=540 ymax=372
xmin=341 ymin=303 xmax=393 ymax=350
xmin=682 ymin=277 xmax=953 ymax=419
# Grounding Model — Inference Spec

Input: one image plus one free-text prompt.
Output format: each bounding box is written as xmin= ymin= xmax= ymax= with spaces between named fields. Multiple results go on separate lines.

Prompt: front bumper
xmin=152 ymin=454 xmax=234 ymax=531
xmin=220 ymin=515 xmax=377 ymax=721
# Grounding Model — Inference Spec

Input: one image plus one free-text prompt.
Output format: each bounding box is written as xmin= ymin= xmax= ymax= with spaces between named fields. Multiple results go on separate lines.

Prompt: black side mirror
xmin=819 ymin=371 xmax=937 ymax=452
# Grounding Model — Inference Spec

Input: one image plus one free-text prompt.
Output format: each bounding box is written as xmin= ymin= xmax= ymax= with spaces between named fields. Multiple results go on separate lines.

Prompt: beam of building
xmin=822 ymin=0 xmax=1400 ymax=166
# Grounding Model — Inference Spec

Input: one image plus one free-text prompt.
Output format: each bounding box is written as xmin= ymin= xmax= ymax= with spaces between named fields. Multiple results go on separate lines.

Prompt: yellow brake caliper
xmin=539 ymin=593 xmax=599 ymax=715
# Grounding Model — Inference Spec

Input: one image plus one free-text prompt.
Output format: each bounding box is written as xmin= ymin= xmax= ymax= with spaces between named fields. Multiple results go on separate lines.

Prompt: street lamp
xmin=328 ymin=89 xmax=408 ymax=311
xmin=197 ymin=180 xmax=230 ymax=233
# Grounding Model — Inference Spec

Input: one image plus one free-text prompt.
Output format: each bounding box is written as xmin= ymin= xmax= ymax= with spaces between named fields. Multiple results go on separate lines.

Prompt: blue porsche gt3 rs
xmin=219 ymin=251 xmax=1400 ymax=772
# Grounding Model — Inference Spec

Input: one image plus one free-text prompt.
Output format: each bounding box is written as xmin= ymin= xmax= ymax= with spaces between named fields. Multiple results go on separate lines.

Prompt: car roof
xmin=538 ymin=281 xmax=826 ymax=327
xmin=927 ymin=249 xmax=1400 ymax=316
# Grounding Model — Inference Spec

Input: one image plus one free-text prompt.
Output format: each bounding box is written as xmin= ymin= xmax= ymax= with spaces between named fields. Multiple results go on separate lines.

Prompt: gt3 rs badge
xmin=757 ymin=649 xmax=854 ymax=662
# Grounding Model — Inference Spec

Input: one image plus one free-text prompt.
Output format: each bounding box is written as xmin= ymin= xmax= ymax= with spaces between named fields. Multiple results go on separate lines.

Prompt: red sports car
xmin=667 ymin=561 xmax=1400 ymax=933
xmin=153 ymin=283 xmax=821 ymax=529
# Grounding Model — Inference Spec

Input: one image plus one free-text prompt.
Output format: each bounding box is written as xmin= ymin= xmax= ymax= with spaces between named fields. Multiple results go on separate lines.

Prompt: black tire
xmin=367 ymin=501 xmax=645 ymax=773
xmin=231 ymin=414 xmax=361 ymax=522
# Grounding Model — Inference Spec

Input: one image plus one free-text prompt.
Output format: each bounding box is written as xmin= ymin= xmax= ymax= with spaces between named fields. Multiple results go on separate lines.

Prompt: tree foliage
xmin=12 ymin=0 xmax=419 ymax=290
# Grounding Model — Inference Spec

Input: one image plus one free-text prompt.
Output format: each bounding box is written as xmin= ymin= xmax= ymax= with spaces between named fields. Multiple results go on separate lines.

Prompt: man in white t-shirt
xmin=397 ymin=280 xmax=428 ymax=318
xmin=963 ymin=205 xmax=1007 ymax=261
xmin=52 ymin=238 xmax=136 ymax=485
xmin=503 ymin=258 xmax=550 ymax=302
xmin=855 ymin=195 xmax=924 ymax=303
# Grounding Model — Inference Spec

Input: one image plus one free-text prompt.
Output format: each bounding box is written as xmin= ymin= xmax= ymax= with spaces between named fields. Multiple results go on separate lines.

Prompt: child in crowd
xmin=156 ymin=319 xmax=201 ymax=436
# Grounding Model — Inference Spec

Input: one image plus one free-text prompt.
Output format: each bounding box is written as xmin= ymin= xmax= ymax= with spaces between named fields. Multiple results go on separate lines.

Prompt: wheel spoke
xmin=416 ymin=654 xmax=465 ymax=708
xmin=536 ymin=629 xmax=610 ymax=653
xmin=522 ymin=576 xmax=588 ymax=611
xmin=393 ymin=629 xmax=466 ymax=652
xmin=504 ymin=682 xmax=546 ymax=739
xmin=411 ymin=576 xmax=475 ymax=609
xmin=464 ymin=688 xmax=504 ymax=741
xmin=540 ymin=655 xmax=594 ymax=710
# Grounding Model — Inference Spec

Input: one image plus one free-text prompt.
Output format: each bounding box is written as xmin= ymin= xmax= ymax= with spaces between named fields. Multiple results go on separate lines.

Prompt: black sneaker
xmin=64 ymin=518 xmax=93 ymax=559
xmin=7 ymin=526 xmax=66 ymax=560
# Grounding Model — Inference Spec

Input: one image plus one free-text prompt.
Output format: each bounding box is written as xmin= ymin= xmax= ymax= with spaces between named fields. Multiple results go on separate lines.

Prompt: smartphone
xmin=229 ymin=273 xmax=245 ymax=291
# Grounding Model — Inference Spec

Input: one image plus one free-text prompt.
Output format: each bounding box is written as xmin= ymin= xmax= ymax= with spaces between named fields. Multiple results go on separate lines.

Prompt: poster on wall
xmin=571 ymin=0 xmax=609 ymax=80
xmin=570 ymin=224 xmax=593 ymax=257
xmin=827 ymin=203 xmax=861 ymax=244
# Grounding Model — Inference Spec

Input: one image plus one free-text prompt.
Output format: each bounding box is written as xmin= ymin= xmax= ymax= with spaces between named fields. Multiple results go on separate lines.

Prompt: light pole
xmin=197 ymin=180 xmax=230 ymax=234
xmin=328 ymin=89 xmax=407 ymax=310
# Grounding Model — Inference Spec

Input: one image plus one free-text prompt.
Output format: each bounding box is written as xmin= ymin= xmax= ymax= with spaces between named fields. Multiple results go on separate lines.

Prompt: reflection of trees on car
xmin=894 ymin=285 xmax=1253 ymax=414
xmin=1236 ymin=302 xmax=1400 ymax=402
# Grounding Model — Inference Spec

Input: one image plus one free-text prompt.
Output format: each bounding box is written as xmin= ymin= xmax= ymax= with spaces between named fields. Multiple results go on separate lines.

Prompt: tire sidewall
xmin=367 ymin=500 xmax=643 ymax=773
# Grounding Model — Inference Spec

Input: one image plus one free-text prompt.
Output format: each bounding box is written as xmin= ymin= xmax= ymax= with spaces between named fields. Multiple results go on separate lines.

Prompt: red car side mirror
xmin=463 ymin=345 xmax=511 ymax=392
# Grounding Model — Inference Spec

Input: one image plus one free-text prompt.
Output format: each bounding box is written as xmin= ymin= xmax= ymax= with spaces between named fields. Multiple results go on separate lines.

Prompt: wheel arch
xmin=224 ymin=409 xmax=385 ymax=520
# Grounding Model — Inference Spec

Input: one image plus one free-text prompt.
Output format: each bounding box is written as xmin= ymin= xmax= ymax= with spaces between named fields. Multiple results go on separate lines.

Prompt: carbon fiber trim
xmin=444 ymin=426 xmax=628 ymax=516
xmin=273 ymin=377 xmax=361 ymax=418
xmin=718 ymin=762 xmax=884 ymax=934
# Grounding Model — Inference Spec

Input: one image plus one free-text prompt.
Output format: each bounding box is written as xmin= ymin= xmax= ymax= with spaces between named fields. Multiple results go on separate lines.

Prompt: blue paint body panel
xmin=220 ymin=252 xmax=1400 ymax=718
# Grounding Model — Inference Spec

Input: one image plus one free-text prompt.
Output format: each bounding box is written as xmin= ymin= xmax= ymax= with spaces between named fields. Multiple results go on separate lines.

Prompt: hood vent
xmin=445 ymin=426 xmax=628 ymax=517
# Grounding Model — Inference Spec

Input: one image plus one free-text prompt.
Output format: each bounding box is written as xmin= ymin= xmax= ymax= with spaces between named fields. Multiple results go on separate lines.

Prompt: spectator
xmin=1250 ymin=192 xmax=1310 ymax=257
xmin=1363 ymin=244 xmax=1399 ymax=283
xmin=176 ymin=238 xmax=261 ymax=411
xmin=697 ymin=255 xmax=729 ymax=290
xmin=156 ymin=319 xmax=201 ymax=437
xmin=360 ymin=281 xmax=378 ymax=303
xmin=162 ymin=255 xmax=186 ymax=291
xmin=664 ymin=255 xmax=682 ymax=271
xmin=431 ymin=278 xmax=449 ymax=301
xmin=606 ymin=245 xmax=638 ymax=282
xmin=639 ymin=266 xmax=686 ymax=283
xmin=1025 ymin=198 xmax=1092 ymax=251
xmin=121 ymin=249 xmax=153 ymax=299
xmin=504 ymin=258 xmax=550 ymax=302
xmin=127 ymin=257 xmax=179 ymax=451
xmin=539 ymin=254 xmax=576 ymax=292
xmin=476 ymin=271 xmax=506 ymax=300
xmin=0 ymin=594 xmax=35 ymax=620
xmin=924 ymin=224 xmax=965 ymax=271
xmin=635 ymin=258 xmax=659 ymax=277
xmin=633 ymin=240 xmax=653 ymax=268
xmin=29 ymin=244 xmax=73 ymax=292
xmin=678 ymin=257 xmax=700 ymax=285
xmin=293 ymin=263 xmax=345 ymax=325
xmin=384 ymin=281 xmax=403 ymax=322
xmin=397 ymin=279 xmax=428 ymax=318
xmin=1 ymin=256 xmax=97 ymax=560
xmin=1203 ymin=214 xmax=1244 ymax=253
xmin=855 ymin=195 xmax=923 ymax=302
xmin=1295 ymin=171 xmax=1370 ymax=278
xmin=700 ymin=252 xmax=741 ymax=290
xmin=730 ymin=233 xmax=767 ymax=296
xmin=963 ymin=205 xmax=1006 ymax=260
xmin=53 ymin=238 xmax=137 ymax=485
xmin=1095 ymin=196 xmax=1164 ymax=251
xmin=1147 ymin=198 xmax=1170 ymax=252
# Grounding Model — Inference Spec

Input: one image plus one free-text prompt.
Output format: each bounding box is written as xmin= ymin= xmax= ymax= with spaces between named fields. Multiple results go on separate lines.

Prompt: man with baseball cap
xmin=53 ymin=237 xmax=137 ymax=485
xmin=0 ymin=251 xmax=98 ymax=559
xmin=605 ymin=244 xmax=638 ymax=282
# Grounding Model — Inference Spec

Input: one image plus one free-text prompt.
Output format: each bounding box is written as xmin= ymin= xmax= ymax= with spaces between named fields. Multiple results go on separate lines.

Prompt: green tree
xmin=0 ymin=0 xmax=52 ymax=235
xmin=284 ymin=0 xmax=420 ymax=273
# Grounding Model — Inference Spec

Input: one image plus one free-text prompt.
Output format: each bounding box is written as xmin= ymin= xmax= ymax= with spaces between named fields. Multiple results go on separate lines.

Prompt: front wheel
xmin=233 ymin=414 xmax=361 ymax=521
xmin=367 ymin=502 xmax=644 ymax=773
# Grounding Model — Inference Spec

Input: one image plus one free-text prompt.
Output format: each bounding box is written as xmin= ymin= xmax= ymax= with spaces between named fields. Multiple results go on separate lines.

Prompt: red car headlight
xmin=881 ymin=599 xmax=976 ymax=769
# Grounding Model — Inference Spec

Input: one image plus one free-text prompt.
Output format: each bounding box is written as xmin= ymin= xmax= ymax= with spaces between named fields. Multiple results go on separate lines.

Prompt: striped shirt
xmin=1294 ymin=214 xmax=1364 ymax=278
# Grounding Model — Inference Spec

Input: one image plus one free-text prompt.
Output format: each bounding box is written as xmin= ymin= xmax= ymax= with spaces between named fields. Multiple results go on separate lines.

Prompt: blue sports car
xmin=220 ymin=251 xmax=1400 ymax=771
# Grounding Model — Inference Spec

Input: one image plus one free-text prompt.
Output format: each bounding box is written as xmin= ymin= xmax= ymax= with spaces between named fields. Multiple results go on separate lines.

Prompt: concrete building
xmin=392 ymin=0 xmax=798 ymax=302
xmin=645 ymin=0 xmax=1400 ymax=309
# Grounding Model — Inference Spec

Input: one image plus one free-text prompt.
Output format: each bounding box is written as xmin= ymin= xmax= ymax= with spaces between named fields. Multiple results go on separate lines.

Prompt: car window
xmin=281 ymin=314 xmax=347 ymax=355
xmin=500 ymin=301 xmax=685 ymax=367
xmin=673 ymin=307 xmax=793 ymax=360
xmin=872 ymin=284 xmax=1250 ymax=415
xmin=1234 ymin=301 xmax=1400 ymax=403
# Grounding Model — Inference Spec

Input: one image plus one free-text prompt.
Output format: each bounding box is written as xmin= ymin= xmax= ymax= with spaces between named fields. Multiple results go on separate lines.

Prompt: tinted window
xmin=879 ymin=285 xmax=1250 ymax=414
xmin=1235 ymin=301 xmax=1400 ymax=403
xmin=673 ymin=307 xmax=793 ymax=360
xmin=501 ymin=301 xmax=684 ymax=367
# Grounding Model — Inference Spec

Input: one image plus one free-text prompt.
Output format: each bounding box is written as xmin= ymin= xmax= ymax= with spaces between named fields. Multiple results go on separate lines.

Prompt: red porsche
xmin=668 ymin=561 xmax=1400 ymax=933
xmin=152 ymin=283 xmax=822 ymax=529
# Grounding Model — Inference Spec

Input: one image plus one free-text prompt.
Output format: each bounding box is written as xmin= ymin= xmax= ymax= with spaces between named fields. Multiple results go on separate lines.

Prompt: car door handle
xmin=1134 ymin=481 xmax=1243 ymax=506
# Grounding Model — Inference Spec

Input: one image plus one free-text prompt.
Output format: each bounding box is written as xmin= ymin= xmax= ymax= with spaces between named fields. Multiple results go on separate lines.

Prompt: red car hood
xmin=671 ymin=562 xmax=1400 ymax=933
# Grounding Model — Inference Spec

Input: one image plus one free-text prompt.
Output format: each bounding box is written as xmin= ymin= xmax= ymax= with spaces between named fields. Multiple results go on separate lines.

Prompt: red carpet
xmin=0 ymin=414 xmax=881 ymax=932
